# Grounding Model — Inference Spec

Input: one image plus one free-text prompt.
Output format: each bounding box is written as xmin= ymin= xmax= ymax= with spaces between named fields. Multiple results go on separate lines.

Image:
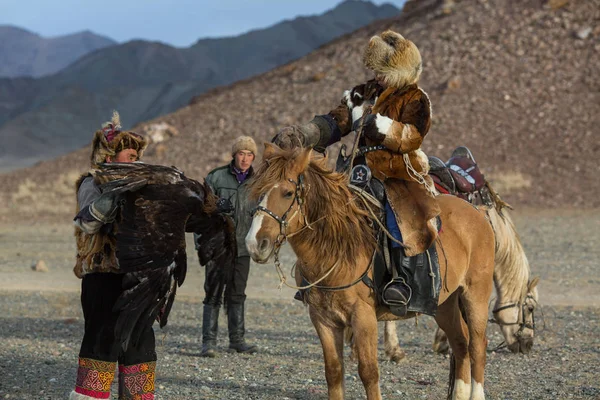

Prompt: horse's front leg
xmin=352 ymin=308 xmax=382 ymax=400
xmin=311 ymin=311 xmax=345 ymax=400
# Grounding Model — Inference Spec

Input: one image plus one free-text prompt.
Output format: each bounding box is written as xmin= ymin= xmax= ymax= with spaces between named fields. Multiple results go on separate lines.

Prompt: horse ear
xmin=528 ymin=276 xmax=540 ymax=291
xmin=293 ymin=147 xmax=312 ymax=173
xmin=263 ymin=142 xmax=279 ymax=160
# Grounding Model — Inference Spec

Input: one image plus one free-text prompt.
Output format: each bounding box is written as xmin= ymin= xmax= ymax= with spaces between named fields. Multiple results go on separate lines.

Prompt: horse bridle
xmin=253 ymin=173 xmax=376 ymax=293
xmin=252 ymin=174 xmax=306 ymax=246
xmin=490 ymin=293 xmax=537 ymax=339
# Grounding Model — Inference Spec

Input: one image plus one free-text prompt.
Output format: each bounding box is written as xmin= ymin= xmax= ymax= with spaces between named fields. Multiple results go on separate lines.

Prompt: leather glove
xmin=362 ymin=113 xmax=391 ymax=144
xmin=272 ymin=122 xmax=321 ymax=150
xmin=216 ymin=197 xmax=234 ymax=215
xmin=89 ymin=190 xmax=123 ymax=223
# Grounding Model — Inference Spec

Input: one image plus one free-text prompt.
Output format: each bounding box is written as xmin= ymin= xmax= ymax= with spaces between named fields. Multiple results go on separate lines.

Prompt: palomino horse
xmin=246 ymin=144 xmax=495 ymax=400
xmin=383 ymin=206 xmax=541 ymax=359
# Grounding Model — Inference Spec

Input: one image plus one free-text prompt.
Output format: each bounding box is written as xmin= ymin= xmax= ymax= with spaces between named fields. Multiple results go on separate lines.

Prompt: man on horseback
xmin=273 ymin=30 xmax=440 ymax=317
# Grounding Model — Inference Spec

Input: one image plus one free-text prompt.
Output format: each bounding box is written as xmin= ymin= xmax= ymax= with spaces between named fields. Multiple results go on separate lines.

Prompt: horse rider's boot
xmin=201 ymin=304 xmax=219 ymax=357
xmin=227 ymin=303 xmax=258 ymax=354
xmin=382 ymin=247 xmax=411 ymax=317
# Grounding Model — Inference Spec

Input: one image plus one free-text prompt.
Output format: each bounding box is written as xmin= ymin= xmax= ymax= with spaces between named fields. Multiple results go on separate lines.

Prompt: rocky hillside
xmin=0 ymin=0 xmax=399 ymax=171
xmin=0 ymin=0 xmax=598 ymax=223
xmin=0 ymin=26 xmax=116 ymax=78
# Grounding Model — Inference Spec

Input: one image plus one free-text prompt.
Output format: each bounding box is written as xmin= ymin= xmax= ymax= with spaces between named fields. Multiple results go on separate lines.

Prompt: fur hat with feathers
xmin=90 ymin=111 xmax=147 ymax=168
xmin=363 ymin=30 xmax=422 ymax=89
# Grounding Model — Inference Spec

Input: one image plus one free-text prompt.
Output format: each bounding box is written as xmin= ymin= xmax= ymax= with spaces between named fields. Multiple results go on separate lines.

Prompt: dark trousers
xmin=202 ymin=256 xmax=251 ymax=306
xmin=79 ymin=273 xmax=157 ymax=364
xmin=75 ymin=273 xmax=157 ymax=398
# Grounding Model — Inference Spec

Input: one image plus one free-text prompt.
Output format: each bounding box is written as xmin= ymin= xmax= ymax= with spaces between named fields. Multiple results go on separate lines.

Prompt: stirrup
xmin=382 ymin=277 xmax=412 ymax=307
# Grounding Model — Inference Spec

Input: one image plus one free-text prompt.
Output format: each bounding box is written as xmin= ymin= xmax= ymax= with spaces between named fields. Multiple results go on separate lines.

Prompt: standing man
xmin=196 ymin=136 xmax=258 ymax=357
xmin=70 ymin=112 xmax=155 ymax=400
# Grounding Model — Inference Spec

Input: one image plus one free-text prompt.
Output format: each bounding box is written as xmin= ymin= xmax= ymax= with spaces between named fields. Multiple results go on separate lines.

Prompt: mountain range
xmin=0 ymin=26 xmax=117 ymax=78
xmin=0 ymin=0 xmax=399 ymax=171
xmin=1 ymin=0 xmax=596 ymax=223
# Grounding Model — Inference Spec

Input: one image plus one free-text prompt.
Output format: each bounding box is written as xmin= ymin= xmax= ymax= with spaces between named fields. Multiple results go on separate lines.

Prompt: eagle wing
xmin=95 ymin=162 xmax=236 ymax=350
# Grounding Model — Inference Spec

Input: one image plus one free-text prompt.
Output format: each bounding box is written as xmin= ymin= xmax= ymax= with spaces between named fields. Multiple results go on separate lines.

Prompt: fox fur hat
xmin=90 ymin=111 xmax=147 ymax=168
xmin=363 ymin=30 xmax=422 ymax=88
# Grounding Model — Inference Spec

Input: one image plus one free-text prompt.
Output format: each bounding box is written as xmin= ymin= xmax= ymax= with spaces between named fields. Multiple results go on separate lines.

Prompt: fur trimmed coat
xmin=332 ymin=82 xmax=440 ymax=256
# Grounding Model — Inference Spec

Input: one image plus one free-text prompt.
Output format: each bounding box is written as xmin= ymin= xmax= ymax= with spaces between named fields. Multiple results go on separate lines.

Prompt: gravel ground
xmin=0 ymin=209 xmax=599 ymax=399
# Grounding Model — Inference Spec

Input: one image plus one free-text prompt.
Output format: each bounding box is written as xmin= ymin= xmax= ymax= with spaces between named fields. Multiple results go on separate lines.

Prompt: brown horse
xmin=245 ymin=144 xmax=495 ymax=400
xmin=383 ymin=206 xmax=541 ymax=360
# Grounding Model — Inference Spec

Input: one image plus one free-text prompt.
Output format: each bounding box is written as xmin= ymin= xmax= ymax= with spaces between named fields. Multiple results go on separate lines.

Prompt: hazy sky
xmin=0 ymin=0 xmax=407 ymax=47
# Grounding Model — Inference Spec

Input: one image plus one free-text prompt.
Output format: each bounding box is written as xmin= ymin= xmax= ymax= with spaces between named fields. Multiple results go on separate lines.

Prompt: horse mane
xmin=249 ymin=147 xmax=376 ymax=272
xmin=487 ymin=207 xmax=531 ymax=300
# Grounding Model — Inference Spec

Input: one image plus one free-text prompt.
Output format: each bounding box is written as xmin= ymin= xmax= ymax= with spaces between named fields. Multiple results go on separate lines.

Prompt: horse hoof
xmin=390 ymin=350 xmax=406 ymax=363
xmin=433 ymin=341 xmax=450 ymax=355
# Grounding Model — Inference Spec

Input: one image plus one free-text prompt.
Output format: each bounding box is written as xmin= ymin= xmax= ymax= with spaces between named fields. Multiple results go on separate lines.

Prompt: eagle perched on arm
xmin=94 ymin=162 xmax=236 ymax=350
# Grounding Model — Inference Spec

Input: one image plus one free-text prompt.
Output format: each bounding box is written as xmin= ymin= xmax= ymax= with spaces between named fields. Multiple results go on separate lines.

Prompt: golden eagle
xmin=94 ymin=162 xmax=236 ymax=350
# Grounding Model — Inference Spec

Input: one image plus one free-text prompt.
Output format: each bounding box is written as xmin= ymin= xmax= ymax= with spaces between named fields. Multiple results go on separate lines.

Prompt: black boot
xmin=201 ymin=304 xmax=219 ymax=357
xmin=384 ymin=247 xmax=441 ymax=317
xmin=382 ymin=248 xmax=412 ymax=317
xmin=227 ymin=303 xmax=257 ymax=354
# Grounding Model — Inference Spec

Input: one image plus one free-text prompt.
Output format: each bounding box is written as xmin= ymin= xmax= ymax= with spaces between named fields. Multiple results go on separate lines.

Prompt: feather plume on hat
xmin=89 ymin=111 xmax=147 ymax=168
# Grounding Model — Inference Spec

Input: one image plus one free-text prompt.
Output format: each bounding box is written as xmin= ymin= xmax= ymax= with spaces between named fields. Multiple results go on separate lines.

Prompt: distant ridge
xmin=0 ymin=25 xmax=117 ymax=78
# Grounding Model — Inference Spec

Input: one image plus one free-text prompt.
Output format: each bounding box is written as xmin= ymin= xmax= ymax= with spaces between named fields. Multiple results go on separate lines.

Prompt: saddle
xmin=429 ymin=146 xmax=493 ymax=207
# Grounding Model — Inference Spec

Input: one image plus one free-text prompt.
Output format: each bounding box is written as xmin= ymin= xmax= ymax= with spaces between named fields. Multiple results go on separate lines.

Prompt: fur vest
xmin=73 ymin=173 xmax=119 ymax=278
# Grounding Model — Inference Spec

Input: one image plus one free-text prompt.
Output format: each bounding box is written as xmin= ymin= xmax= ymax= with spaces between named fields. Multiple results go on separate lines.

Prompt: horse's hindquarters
xmin=434 ymin=194 xmax=495 ymax=305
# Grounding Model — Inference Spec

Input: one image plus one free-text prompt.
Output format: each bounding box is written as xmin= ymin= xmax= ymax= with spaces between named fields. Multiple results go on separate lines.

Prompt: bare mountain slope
xmin=0 ymin=0 xmax=598 ymax=222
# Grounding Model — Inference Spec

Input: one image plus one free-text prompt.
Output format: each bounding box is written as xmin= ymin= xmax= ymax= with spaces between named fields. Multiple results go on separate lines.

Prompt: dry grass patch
xmin=487 ymin=170 xmax=532 ymax=195
xmin=6 ymin=170 xmax=80 ymax=217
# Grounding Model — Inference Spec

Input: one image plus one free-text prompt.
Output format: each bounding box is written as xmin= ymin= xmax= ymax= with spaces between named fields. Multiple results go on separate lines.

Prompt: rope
xmin=273 ymin=244 xmax=341 ymax=290
xmin=351 ymin=188 xmax=405 ymax=247
xmin=403 ymin=153 xmax=436 ymax=196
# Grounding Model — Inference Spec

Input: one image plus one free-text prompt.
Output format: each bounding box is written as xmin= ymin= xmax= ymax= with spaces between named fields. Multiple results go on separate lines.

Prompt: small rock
xmin=574 ymin=27 xmax=592 ymax=40
xmin=31 ymin=260 xmax=48 ymax=272
xmin=446 ymin=76 xmax=461 ymax=91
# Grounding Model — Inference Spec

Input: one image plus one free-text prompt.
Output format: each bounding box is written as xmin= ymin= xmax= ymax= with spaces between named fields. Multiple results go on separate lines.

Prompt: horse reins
xmin=253 ymin=173 xmax=379 ymax=292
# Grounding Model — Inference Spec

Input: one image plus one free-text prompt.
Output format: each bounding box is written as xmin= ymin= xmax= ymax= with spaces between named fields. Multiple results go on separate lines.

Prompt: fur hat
xmin=90 ymin=111 xmax=147 ymax=168
xmin=363 ymin=30 xmax=422 ymax=88
xmin=231 ymin=136 xmax=257 ymax=157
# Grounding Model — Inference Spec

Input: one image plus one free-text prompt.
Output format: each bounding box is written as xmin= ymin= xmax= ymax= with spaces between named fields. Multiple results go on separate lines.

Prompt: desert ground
xmin=0 ymin=209 xmax=599 ymax=399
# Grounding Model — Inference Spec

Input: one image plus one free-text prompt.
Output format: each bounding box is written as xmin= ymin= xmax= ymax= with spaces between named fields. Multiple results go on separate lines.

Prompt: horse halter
xmin=490 ymin=293 xmax=537 ymax=339
xmin=252 ymin=174 xmax=306 ymax=245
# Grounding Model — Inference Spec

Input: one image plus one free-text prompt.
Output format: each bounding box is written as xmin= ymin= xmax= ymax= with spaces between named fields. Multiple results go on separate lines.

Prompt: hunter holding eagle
xmin=70 ymin=112 xmax=236 ymax=400
xmin=274 ymin=30 xmax=441 ymax=317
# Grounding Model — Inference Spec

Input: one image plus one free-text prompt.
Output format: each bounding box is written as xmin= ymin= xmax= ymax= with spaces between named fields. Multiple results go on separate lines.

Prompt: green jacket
xmin=195 ymin=161 xmax=255 ymax=258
